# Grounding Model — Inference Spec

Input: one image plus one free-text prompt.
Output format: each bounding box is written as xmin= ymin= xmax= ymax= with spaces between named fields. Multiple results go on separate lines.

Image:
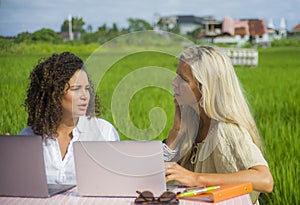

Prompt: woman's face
xmin=172 ymin=60 xmax=201 ymax=106
xmin=61 ymin=70 xmax=91 ymax=119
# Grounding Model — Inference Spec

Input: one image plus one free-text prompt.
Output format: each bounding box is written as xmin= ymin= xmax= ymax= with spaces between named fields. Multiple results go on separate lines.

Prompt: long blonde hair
xmin=180 ymin=45 xmax=262 ymax=150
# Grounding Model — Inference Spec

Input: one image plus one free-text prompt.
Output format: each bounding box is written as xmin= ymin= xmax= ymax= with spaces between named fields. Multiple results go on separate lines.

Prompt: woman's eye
xmin=179 ymin=75 xmax=188 ymax=82
xmin=70 ymin=86 xmax=80 ymax=90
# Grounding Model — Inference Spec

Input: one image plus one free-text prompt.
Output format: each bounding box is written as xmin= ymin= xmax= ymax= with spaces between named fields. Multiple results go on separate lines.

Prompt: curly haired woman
xmin=20 ymin=52 xmax=119 ymax=185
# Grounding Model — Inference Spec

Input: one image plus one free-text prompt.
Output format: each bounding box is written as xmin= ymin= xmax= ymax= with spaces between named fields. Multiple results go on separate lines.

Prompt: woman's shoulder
xmin=77 ymin=116 xmax=120 ymax=141
xmin=215 ymin=121 xmax=251 ymax=145
xmin=79 ymin=116 xmax=115 ymax=129
xmin=217 ymin=121 xmax=246 ymax=135
xmin=19 ymin=126 xmax=35 ymax=135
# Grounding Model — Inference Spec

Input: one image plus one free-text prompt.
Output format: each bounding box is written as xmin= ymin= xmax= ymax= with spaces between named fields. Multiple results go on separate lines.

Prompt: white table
xmin=0 ymin=187 xmax=253 ymax=205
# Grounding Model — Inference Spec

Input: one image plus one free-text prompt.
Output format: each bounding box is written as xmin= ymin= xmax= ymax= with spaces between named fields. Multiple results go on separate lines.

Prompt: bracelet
xmin=162 ymin=143 xmax=178 ymax=161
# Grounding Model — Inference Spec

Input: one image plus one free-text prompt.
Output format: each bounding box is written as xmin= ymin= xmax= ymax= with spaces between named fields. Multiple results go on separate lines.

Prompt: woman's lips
xmin=78 ymin=104 xmax=88 ymax=110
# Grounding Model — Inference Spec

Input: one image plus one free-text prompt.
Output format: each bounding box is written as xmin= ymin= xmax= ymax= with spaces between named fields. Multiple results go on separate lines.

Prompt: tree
xmin=15 ymin=32 xmax=32 ymax=43
xmin=97 ymin=24 xmax=107 ymax=34
xmin=110 ymin=23 xmax=119 ymax=33
xmin=31 ymin=28 xmax=62 ymax=43
xmin=107 ymin=23 xmax=119 ymax=37
xmin=86 ymin=24 xmax=93 ymax=33
xmin=126 ymin=18 xmax=153 ymax=32
xmin=14 ymin=29 xmax=62 ymax=44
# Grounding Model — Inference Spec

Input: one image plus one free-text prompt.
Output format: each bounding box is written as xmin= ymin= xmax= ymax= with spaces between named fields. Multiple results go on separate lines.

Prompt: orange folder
xmin=178 ymin=182 xmax=252 ymax=202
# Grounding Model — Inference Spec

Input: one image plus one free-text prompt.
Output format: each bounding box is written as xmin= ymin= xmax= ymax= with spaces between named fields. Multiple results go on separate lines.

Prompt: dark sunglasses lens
xmin=135 ymin=197 xmax=146 ymax=203
xmin=159 ymin=191 xmax=176 ymax=202
xmin=141 ymin=191 xmax=154 ymax=201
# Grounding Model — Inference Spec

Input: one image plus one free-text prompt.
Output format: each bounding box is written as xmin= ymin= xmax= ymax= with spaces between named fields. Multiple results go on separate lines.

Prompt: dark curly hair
xmin=24 ymin=52 xmax=100 ymax=138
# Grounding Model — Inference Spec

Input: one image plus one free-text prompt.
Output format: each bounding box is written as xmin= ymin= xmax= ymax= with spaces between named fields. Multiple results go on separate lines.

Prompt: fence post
xmin=221 ymin=48 xmax=258 ymax=67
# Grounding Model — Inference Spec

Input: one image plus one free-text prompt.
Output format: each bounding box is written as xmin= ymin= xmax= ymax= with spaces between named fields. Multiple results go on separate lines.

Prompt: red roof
xmin=293 ymin=24 xmax=300 ymax=31
xmin=222 ymin=16 xmax=267 ymax=36
xmin=248 ymin=19 xmax=267 ymax=36
xmin=235 ymin=27 xmax=247 ymax=36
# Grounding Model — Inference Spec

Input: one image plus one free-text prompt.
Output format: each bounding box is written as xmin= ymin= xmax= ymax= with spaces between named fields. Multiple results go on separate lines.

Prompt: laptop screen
xmin=74 ymin=140 xmax=166 ymax=197
xmin=0 ymin=135 xmax=49 ymax=197
xmin=0 ymin=135 xmax=75 ymax=198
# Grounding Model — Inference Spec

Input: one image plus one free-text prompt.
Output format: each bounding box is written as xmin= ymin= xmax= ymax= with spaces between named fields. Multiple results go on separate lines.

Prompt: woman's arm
xmin=165 ymin=100 xmax=181 ymax=149
xmin=165 ymin=163 xmax=274 ymax=193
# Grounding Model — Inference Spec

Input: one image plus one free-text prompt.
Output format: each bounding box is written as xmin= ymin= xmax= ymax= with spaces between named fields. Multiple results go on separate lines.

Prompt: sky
xmin=0 ymin=0 xmax=299 ymax=37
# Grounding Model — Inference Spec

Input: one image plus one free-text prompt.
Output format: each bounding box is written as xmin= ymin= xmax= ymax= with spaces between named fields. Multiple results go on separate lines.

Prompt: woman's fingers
xmin=165 ymin=163 xmax=202 ymax=187
xmin=165 ymin=162 xmax=178 ymax=181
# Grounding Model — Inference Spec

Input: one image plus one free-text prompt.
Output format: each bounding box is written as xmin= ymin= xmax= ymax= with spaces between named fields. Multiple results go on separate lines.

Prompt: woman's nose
xmin=80 ymin=89 xmax=89 ymax=99
xmin=172 ymin=76 xmax=179 ymax=87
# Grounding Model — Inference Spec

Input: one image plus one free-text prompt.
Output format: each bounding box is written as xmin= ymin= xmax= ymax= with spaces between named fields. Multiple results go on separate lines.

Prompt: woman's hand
xmin=173 ymin=99 xmax=181 ymax=131
xmin=165 ymin=100 xmax=182 ymax=149
xmin=165 ymin=163 xmax=274 ymax=193
xmin=165 ymin=162 xmax=205 ymax=187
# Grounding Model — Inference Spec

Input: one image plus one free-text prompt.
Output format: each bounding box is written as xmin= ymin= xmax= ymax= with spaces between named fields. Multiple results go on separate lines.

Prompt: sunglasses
xmin=134 ymin=190 xmax=179 ymax=204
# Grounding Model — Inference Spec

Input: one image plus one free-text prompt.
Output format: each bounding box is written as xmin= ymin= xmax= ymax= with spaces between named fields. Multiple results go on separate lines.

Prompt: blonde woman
xmin=163 ymin=46 xmax=273 ymax=204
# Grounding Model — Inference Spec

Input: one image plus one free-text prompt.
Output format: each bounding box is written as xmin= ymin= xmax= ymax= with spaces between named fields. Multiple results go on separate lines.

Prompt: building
xmin=279 ymin=18 xmax=287 ymax=38
xmin=267 ymin=18 xmax=278 ymax=40
xmin=199 ymin=16 xmax=222 ymax=38
xmin=222 ymin=16 xmax=267 ymax=37
xmin=157 ymin=14 xmax=291 ymax=46
xmin=292 ymin=24 xmax=300 ymax=33
xmin=291 ymin=23 xmax=300 ymax=38
xmin=176 ymin=15 xmax=203 ymax=34
xmin=157 ymin=15 xmax=222 ymax=36
xmin=214 ymin=16 xmax=269 ymax=46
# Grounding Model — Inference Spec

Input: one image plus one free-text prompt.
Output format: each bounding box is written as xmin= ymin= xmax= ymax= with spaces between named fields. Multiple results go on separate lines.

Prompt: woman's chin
xmin=72 ymin=112 xmax=87 ymax=118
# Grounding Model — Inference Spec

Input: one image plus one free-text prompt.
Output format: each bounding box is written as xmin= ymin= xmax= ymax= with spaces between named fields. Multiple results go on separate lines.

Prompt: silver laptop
xmin=0 ymin=135 xmax=75 ymax=198
xmin=73 ymin=140 xmax=167 ymax=197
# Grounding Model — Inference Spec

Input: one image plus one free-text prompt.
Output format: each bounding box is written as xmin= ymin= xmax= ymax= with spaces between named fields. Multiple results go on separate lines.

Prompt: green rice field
xmin=0 ymin=45 xmax=299 ymax=204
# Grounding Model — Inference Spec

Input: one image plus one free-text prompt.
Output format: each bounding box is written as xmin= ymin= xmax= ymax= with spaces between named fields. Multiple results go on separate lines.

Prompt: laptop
xmin=0 ymin=135 xmax=75 ymax=198
xmin=73 ymin=140 xmax=167 ymax=197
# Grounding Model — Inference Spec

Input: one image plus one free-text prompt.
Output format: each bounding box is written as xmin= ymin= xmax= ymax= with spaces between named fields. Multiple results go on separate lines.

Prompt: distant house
xmin=199 ymin=16 xmax=222 ymax=37
xmin=158 ymin=14 xmax=290 ymax=46
xmin=215 ymin=16 xmax=269 ymax=46
xmin=158 ymin=15 xmax=222 ymax=36
xmin=176 ymin=15 xmax=203 ymax=34
xmin=292 ymin=24 xmax=300 ymax=32
xmin=292 ymin=24 xmax=300 ymax=38
xmin=222 ymin=16 xmax=267 ymax=37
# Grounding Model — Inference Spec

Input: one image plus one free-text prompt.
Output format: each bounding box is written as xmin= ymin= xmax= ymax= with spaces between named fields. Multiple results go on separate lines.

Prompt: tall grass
xmin=235 ymin=47 xmax=300 ymax=204
xmin=96 ymin=51 xmax=177 ymax=140
xmin=0 ymin=54 xmax=38 ymax=134
xmin=0 ymin=46 xmax=299 ymax=204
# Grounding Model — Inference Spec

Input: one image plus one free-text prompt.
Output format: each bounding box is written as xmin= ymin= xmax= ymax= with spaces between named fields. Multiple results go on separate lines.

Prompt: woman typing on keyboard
xmin=163 ymin=46 xmax=273 ymax=205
